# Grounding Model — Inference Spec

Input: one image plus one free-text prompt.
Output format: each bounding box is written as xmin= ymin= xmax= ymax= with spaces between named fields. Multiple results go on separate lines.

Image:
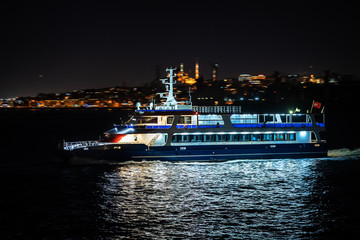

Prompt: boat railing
xmin=192 ymin=105 xmax=241 ymax=113
xmin=63 ymin=141 xmax=113 ymax=151
xmin=231 ymin=122 xmax=315 ymax=128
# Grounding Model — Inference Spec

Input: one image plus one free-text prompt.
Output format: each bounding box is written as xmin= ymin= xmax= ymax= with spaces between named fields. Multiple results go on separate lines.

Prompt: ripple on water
xmin=95 ymin=159 xmax=332 ymax=239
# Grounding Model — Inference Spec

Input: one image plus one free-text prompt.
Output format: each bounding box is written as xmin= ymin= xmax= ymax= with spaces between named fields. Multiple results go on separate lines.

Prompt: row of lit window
xmin=138 ymin=115 xmax=310 ymax=125
xmin=171 ymin=133 xmax=296 ymax=143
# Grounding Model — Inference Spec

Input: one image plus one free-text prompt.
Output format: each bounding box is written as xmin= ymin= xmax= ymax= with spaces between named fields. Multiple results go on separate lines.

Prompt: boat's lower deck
xmin=65 ymin=142 xmax=327 ymax=162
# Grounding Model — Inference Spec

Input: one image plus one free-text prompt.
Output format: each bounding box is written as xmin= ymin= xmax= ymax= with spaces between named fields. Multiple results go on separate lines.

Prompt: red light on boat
xmin=103 ymin=134 xmax=126 ymax=143
xmin=112 ymin=134 xmax=126 ymax=143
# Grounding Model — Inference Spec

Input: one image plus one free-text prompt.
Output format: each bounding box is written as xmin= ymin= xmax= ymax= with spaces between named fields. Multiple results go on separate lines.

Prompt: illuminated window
xmin=198 ymin=114 xmax=224 ymax=125
xmin=285 ymin=133 xmax=296 ymax=141
xmin=231 ymin=114 xmax=258 ymax=124
xmin=179 ymin=116 xmax=192 ymax=124
xmin=139 ymin=117 xmax=158 ymax=124
xmin=171 ymin=132 xmax=297 ymax=143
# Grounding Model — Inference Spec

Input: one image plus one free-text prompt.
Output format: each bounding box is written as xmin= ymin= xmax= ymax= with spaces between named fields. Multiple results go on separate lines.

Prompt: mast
xmin=166 ymin=67 xmax=176 ymax=104
xmin=158 ymin=67 xmax=178 ymax=109
xmin=155 ymin=67 xmax=193 ymax=110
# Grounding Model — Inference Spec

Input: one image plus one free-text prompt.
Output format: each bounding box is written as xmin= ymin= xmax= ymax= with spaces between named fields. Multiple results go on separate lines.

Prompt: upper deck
xmin=117 ymin=112 xmax=325 ymax=131
xmin=135 ymin=105 xmax=241 ymax=115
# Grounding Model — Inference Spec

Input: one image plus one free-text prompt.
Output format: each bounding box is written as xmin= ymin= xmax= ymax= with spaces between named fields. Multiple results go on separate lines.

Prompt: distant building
xmin=212 ymin=63 xmax=219 ymax=81
xmin=177 ymin=62 xmax=196 ymax=85
xmin=309 ymin=74 xmax=325 ymax=84
xmin=238 ymin=74 xmax=266 ymax=84
xmin=238 ymin=74 xmax=252 ymax=82
xmin=250 ymin=74 xmax=266 ymax=84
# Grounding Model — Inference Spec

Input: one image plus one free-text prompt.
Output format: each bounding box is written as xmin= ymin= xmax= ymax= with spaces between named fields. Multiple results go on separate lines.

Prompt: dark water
xmin=1 ymin=109 xmax=360 ymax=239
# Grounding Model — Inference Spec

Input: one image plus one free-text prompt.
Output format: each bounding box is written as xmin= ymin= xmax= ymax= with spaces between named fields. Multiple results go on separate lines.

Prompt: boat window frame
xmin=198 ymin=114 xmax=224 ymax=126
xmin=139 ymin=116 xmax=159 ymax=124
xmin=178 ymin=116 xmax=192 ymax=124
xmin=171 ymin=132 xmax=297 ymax=143
xmin=166 ymin=116 xmax=174 ymax=125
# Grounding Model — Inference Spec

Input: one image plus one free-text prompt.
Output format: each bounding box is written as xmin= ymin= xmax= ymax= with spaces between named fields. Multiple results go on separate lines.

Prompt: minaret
xmin=212 ymin=63 xmax=219 ymax=81
xmin=195 ymin=59 xmax=199 ymax=80
xmin=178 ymin=62 xmax=185 ymax=84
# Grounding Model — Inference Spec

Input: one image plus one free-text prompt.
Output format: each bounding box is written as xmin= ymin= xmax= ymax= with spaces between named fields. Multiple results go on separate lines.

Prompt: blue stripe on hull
xmin=70 ymin=143 xmax=327 ymax=162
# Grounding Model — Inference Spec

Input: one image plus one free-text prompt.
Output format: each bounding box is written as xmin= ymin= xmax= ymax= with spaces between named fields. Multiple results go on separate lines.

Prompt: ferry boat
xmin=62 ymin=68 xmax=327 ymax=162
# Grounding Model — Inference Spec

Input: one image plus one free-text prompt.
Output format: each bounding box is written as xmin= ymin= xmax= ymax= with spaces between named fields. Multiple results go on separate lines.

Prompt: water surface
xmin=1 ymin=109 xmax=360 ymax=239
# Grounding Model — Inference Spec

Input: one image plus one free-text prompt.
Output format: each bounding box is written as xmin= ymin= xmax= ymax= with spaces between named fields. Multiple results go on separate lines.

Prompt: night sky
xmin=1 ymin=0 xmax=359 ymax=98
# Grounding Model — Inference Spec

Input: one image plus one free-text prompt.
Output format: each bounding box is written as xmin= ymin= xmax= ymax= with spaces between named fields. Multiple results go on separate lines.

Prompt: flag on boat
xmin=312 ymin=101 xmax=321 ymax=109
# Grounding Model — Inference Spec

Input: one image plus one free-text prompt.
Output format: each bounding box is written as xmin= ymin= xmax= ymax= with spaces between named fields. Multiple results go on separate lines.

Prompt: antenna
xmin=157 ymin=67 xmax=178 ymax=109
xmin=188 ymin=86 xmax=192 ymax=103
xmin=155 ymin=67 xmax=192 ymax=110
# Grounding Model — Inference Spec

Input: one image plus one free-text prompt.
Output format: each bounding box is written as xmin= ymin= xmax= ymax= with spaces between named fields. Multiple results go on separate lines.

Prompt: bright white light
xmin=300 ymin=131 xmax=307 ymax=137
xmin=118 ymin=128 xmax=133 ymax=134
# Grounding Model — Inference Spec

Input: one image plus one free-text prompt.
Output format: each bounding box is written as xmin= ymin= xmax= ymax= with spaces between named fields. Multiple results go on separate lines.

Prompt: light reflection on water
xmin=97 ymin=159 xmax=327 ymax=239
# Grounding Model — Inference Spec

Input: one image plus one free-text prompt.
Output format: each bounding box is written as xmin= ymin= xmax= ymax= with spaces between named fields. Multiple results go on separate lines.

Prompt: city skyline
xmin=1 ymin=1 xmax=359 ymax=98
xmin=0 ymin=62 xmax=333 ymax=100
xmin=0 ymin=69 xmax=346 ymax=109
